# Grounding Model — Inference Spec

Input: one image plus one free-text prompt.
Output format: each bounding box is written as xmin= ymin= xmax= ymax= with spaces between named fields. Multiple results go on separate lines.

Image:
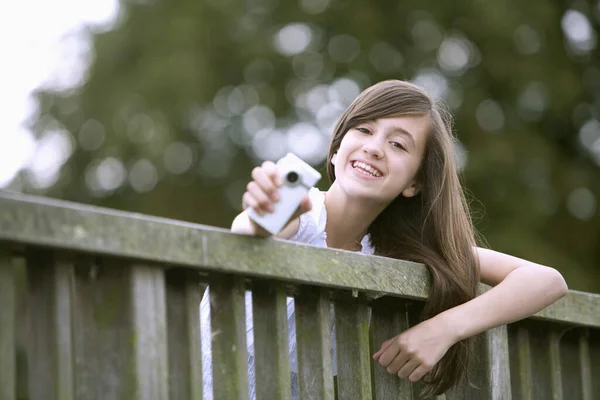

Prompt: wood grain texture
xmin=209 ymin=276 xmax=249 ymax=400
xmin=335 ymin=296 xmax=372 ymax=400
xmin=252 ymin=283 xmax=291 ymax=400
xmin=25 ymin=250 xmax=75 ymax=400
xmin=166 ymin=269 xmax=204 ymax=400
xmin=0 ymin=248 xmax=16 ymax=400
xmin=369 ymin=297 xmax=413 ymax=400
xmin=1 ymin=192 xmax=598 ymax=328
xmin=131 ymin=264 xmax=169 ymax=400
xmin=295 ymin=288 xmax=335 ymax=400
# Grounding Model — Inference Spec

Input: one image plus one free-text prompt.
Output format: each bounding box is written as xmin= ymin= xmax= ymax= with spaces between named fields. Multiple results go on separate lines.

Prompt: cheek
xmin=337 ymin=136 xmax=356 ymax=155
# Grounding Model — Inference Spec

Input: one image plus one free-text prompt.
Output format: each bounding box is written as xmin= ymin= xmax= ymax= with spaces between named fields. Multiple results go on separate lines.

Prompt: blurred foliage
xmin=18 ymin=0 xmax=600 ymax=292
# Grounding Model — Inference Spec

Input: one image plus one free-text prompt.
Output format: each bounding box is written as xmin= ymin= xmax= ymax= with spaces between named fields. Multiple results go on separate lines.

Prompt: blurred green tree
xmin=20 ymin=0 xmax=600 ymax=292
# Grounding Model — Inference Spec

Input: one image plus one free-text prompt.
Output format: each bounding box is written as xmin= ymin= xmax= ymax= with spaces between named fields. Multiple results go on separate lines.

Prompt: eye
xmin=356 ymin=127 xmax=371 ymax=135
xmin=390 ymin=141 xmax=407 ymax=151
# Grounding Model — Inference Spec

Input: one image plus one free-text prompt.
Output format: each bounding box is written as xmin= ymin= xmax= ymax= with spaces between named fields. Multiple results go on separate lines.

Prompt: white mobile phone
xmin=247 ymin=153 xmax=321 ymax=235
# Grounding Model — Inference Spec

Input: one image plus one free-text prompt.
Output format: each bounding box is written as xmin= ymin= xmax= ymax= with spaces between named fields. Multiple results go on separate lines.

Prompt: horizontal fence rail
xmin=0 ymin=191 xmax=599 ymax=400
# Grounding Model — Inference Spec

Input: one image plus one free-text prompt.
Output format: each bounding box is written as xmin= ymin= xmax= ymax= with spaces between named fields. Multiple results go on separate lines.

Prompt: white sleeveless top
xmin=200 ymin=188 xmax=375 ymax=399
xmin=289 ymin=188 xmax=375 ymax=254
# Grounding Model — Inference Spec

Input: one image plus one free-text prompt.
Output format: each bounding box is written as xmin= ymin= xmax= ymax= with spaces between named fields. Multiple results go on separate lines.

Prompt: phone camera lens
xmin=286 ymin=171 xmax=299 ymax=184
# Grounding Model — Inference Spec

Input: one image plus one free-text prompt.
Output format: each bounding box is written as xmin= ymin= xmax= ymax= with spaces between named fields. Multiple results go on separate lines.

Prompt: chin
xmin=340 ymin=182 xmax=394 ymax=204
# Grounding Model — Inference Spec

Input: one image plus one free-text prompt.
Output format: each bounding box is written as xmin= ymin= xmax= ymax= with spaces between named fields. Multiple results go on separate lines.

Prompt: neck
xmin=323 ymin=182 xmax=389 ymax=251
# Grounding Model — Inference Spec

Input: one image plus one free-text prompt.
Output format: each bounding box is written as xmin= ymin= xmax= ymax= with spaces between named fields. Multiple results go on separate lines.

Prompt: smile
xmin=351 ymin=161 xmax=383 ymax=178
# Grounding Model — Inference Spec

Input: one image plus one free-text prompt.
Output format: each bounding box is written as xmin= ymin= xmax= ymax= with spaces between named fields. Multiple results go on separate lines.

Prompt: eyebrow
xmin=389 ymin=126 xmax=416 ymax=148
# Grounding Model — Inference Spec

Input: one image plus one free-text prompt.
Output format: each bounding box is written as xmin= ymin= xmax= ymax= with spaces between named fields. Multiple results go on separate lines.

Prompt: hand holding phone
xmin=244 ymin=153 xmax=321 ymax=235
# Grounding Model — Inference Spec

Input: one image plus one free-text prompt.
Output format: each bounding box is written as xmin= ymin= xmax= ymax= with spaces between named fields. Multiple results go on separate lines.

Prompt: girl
xmin=230 ymin=80 xmax=568 ymax=396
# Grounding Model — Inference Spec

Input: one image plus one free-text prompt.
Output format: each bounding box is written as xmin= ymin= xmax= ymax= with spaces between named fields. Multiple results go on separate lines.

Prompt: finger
xmin=384 ymin=351 xmax=411 ymax=375
xmin=373 ymin=338 xmax=394 ymax=362
xmin=242 ymin=192 xmax=263 ymax=216
xmin=261 ymin=161 xmax=283 ymax=187
xmin=378 ymin=344 xmax=402 ymax=368
xmin=290 ymin=196 xmax=312 ymax=221
xmin=247 ymin=181 xmax=274 ymax=212
xmin=408 ymin=363 xmax=432 ymax=382
xmin=397 ymin=358 xmax=421 ymax=379
xmin=252 ymin=166 xmax=280 ymax=201
xmin=299 ymin=195 xmax=312 ymax=213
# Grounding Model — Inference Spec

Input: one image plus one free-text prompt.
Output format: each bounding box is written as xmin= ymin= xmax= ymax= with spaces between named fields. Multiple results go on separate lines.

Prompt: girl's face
xmin=331 ymin=115 xmax=430 ymax=204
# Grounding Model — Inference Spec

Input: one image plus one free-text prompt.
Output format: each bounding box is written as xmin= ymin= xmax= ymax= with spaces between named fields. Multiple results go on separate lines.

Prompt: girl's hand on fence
xmin=372 ymin=316 xmax=457 ymax=382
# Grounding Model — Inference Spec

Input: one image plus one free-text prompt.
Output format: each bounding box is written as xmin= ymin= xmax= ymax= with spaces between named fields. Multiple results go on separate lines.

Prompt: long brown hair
xmin=326 ymin=80 xmax=480 ymax=396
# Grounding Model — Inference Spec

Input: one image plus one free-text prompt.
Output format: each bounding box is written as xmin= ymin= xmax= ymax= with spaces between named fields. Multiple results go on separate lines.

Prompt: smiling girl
xmin=230 ymin=80 xmax=568 ymax=396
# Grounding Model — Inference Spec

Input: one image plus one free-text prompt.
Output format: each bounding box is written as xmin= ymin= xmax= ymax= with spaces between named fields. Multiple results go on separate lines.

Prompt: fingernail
xmin=272 ymin=192 xmax=280 ymax=202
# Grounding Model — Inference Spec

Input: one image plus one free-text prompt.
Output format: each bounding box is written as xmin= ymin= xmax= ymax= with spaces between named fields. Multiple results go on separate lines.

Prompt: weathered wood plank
xmin=516 ymin=322 xmax=551 ymax=400
xmin=0 ymin=248 xmax=16 ymax=400
xmin=590 ymin=329 xmax=600 ymax=399
xmin=252 ymin=283 xmax=291 ymax=400
xmin=485 ymin=325 xmax=512 ymax=400
xmin=295 ymin=288 xmax=334 ymax=400
xmin=0 ymin=191 xmax=427 ymax=300
xmin=448 ymin=325 xmax=512 ymax=400
xmin=166 ymin=269 xmax=204 ymax=400
xmin=131 ymin=265 xmax=168 ymax=400
xmin=335 ymin=295 xmax=372 ymax=400
xmin=1 ymin=192 xmax=598 ymax=329
xmin=508 ymin=324 xmax=532 ymax=400
xmin=559 ymin=328 xmax=582 ymax=400
xmin=25 ymin=250 xmax=75 ymax=400
xmin=209 ymin=276 xmax=248 ymax=400
xmin=579 ymin=329 xmax=592 ymax=400
xmin=54 ymin=261 xmax=75 ymax=400
xmin=369 ymin=297 xmax=412 ymax=400
xmin=71 ymin=258 xmax=136 ymax=399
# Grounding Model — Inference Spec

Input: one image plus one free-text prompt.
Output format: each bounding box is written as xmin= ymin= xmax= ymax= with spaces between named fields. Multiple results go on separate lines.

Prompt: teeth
xmin=352 ymin=161 xmax=382 ymax=177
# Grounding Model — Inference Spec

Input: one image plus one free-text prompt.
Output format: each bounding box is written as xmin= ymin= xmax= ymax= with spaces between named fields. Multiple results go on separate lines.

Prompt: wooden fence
xmin=0 ymin=191 xmax=598 ymax=399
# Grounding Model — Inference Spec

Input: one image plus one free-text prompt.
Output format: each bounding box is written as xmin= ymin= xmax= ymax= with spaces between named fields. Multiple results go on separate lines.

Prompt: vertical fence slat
xmin=579 ymin=329 xmax=592 ymax=400
xmin=166 ymin=269 xmax=203 ymax=400
xmin=131 ymin=265 xmax=168 ymax=400
xmin=252 ymin=283 xmax=291 ymax=400
xmin=369 ymin=297 xmax=412 ymax=400
xmin=26 ymin=250 xmax=57 ymax=400
xmin=528 ymin=322 xmax=552 ymax=400
xmin=590 ymin=329 xmax=600 ymax=399
xmin=209 ymin=276 xmax=248 ymax=400
xmin=335 ymin=296 xmax=372 ymax=400
xmin=53 ymin=262 xmax=75 ymax=400
xmin=25 ymin=250 xmax=75 ymax=400
xmin=448 ymin=324 xmax=512 ymax=400
xmin=72 ymin=258 xmax=136 ymax=399
xmin=508 ymin=324 xmax=532 ymax=400
xmin=295 ymin=288 xmax=334 ymax=400
xmin=0 ymin=248 xmax=16 ymax=400
xmin=558 ymin=328 xmax=585 ymax=400
xmin=484 ymin=325 xmax=512 ymax=400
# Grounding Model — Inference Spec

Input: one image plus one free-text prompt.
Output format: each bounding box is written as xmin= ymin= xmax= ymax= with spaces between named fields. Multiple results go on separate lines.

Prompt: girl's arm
xmin=230 ymin=160 xmax=311 ymax=239
xmin=373 ymin=248 xmax=568 ymax=381
xmin=437 ymin=247 xmax=568 ymax=341
xmin=231 ymin=210 xmax=301 ymax=239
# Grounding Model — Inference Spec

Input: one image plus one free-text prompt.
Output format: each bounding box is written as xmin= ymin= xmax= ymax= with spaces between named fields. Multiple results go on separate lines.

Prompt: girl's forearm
xmin=437 ymin=265 xmax=568 ymax=342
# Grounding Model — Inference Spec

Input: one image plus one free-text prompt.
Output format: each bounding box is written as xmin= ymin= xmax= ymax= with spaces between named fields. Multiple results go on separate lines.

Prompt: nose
xmin=362 ymin=141 xmax=384 ymax=159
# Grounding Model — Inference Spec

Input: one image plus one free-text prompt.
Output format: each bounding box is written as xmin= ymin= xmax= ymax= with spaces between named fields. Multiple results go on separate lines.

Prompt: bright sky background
xmin=0 ymin=0 xmax=119 ymax=188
